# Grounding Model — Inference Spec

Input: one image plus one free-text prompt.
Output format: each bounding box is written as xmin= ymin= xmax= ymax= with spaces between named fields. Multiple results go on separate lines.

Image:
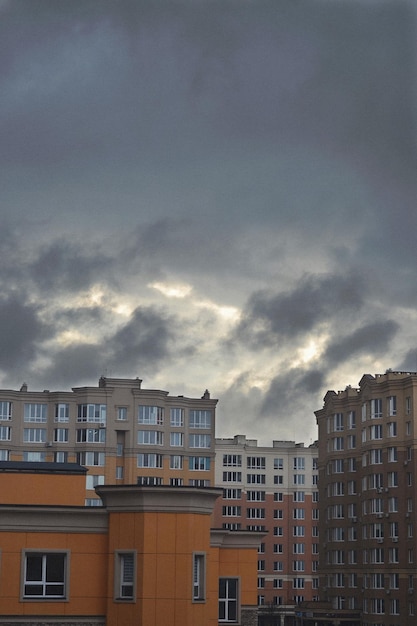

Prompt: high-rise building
xmin=213 ymin=435 xmax=319 ymax=623
xmin=0 ymin=377 xmax=217 ymax=504
xmin=315 ymin=371 xmax=417 ymax=626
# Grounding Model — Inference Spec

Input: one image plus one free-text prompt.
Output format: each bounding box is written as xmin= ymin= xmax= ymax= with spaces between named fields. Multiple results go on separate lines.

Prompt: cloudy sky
xmin=1 ymin=0 xmax=416 ymax=444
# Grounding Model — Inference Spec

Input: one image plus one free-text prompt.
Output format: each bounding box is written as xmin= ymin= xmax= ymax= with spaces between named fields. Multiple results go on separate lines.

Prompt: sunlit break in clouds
xmin=0 ymin=0 xmax=416 ymax=444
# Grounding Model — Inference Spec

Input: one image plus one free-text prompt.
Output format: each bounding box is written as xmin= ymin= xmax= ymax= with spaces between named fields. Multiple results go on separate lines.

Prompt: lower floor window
xmin=23 ymin=552 xmax=67 ymax=598
xmin=219 ymin=577 xmax=238 ymax=622
xmin=115 ymin=552 xmax=136 ymax=600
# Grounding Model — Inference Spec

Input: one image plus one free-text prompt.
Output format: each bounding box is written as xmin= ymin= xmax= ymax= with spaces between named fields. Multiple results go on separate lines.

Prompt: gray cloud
xmin=0 ymin=293 xmax=44 ymax=371
xmin=324 ymin=319 xmax=399 ymax=366
xmin=29 ymin=239 xmax=114 ymax=293
xmin=235 ymin=272 xmax=365 ymax=348
xmin=0 ymin=1 xmax=415 ymax=446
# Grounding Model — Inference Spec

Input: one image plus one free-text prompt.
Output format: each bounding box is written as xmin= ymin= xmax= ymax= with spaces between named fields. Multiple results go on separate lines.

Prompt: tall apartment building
xmin=0 ymin=377 xmax=217 ymax=504
xmin=213 ymin=435 xmax=319 ymax=622
xmin=315 ymin=371 xmax=417 ymax=626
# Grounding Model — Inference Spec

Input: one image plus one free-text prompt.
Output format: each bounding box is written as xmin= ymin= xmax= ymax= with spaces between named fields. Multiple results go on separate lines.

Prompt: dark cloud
xmin=29 ymin=239 xmax=114 ymax=293
xmin=324 ymin=319 xmax=399 ymax=366
xmin=0 ymin=293 xmax=44 ymax=371
xmin=107 ymin=306 xmax=179 ymax=374
xmin=34 ymin=343 xmax=105 ymax=390
xmin=235 ymin=273 xmax=365 ymax=348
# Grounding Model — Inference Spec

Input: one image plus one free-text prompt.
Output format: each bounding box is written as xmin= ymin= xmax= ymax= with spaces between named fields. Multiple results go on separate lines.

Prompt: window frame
xmin=21 ymin=550 xmax=69 ymax=601
xmin=192 ymin=552 xmax=206 ymax=603
xmin=114 ymin=551 xmax=136 ymax=602
xmin=219 ymin=576 xmax=239 ymax=623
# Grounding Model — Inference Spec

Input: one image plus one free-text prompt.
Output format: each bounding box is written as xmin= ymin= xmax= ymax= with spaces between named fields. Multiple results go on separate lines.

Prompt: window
xmin=369 ymin=424 xmax=382 ymax=440
xmin=333 ymin=413 xmax=343 ymax=431
xmin=77 ymin=404 xmax=106 ymax=424
xmin=370 ymin=448 xmax=382 ymax=464
xmin=24 ymin=404 xmax=47 ymax=423
xmin=293 ymin=508 xmax=305 ymax=520
xmin=189 ymin=434 xmax=211 ymax=448
xmin=293 ymin=560 xmax=305 ymax=572
xmin=136 ymin=476 xmax=162 ymax=486
xmin=274 ymin=492 xmax=283 ymax=502
xmin=84 ymin=489 xmax=103 ymax=505
xmin=273 ymin=561 xmax=283 ymax=571
xmin=247 ymin=456 xmax=266 ymax=469
xmin=169 ymin=455 xmax=183 ymax=470
xmin=189 ymin=456 xmax=210 ymax=471
xmin=388 ymin=395 xmax=397 ymax=416
xmin=86 ymin=475 xmax=105 ymax=490
xmin=170 ymin=408 xmax=184 ymax=427
xmin=274 ymin=458 xmax=283 ymax=470
xmin=0 ymin=401 xmax=12 ymax=420
xmin=219 ymin=578 xmax=238 ymax=622
xmin=138 ymin=430 xmax=163 ymax=445
xmin=333 ymin=437 xmax=344 ymax=451
xmin=293 ymin=457 xmax=305 ymax=470
xmin=117 ymin=407 xmax=127 ymax=421
xmin=77 ymin=451 xmax=105 ymax=466
xmin=387 ymin=471 xmax=398 ymax=487
xmin=55 ymin=403 xmax=69 ymax=422
xmin=347 ymin=435 xmax=356 ymax=449
xmin=387 ymin=422 xmax=397 ymax=437
xmin=24 ymin=451 xmax=45 ymax=462
xmin=388 ymin=446 xmax=397 ymax=462
xmin=76 ymin=428 xmax=105 ymax=443
xmin=54 ymin=428 xmax=68 ymax=443
xmin=274 ymin=510 xmax=283 ymax=519
xmin=116 ymin=466 xmax=124 ymax=479
xmin=137 ymin=453 xmax=162 ymax=468
xmin=223 ymin=506 xmax=241 ymax=517
xmin=23 ymin=552 xmax=67 ymax=599
xmin=115 ymin=552 xmax=135 ymax=600
xmin=0 ymin=426 xmax=11 ymax=441
xmin=223 ymin=488 xmax=242 ymax=499
xmin=293 ymin=526 xmax=305 ymax=537
xmin=23 ymin=428 xmax=46 ymax=443
xmin=189 ymin=410 xmax=211 ymax=429
xmin=274 ymin=475 xmax=283 ymax=485
xmin=247 ymin=474 xmax=265 ymax=484
xmin=246 ymin=508 xmax=265 ymax=519
xmin=293 ymin=543 xmax=304 ymax=554
xmin=223 ymin=455 xmax=241 ymax=467
xmin=223 ymin=472 xmax=242 ymax=482
xmin=293 ymin=474 xmax=305 ymax=485
xmin=247 ymin=490 xmax=266 ymax=501
xmin=348 ymin=411 xmax=356 ymax=429
xmin=293 ymin=491 xmax=305 ymax=502
xmin=0 ymin=450 xmax=9 ymax=460
xmin=193 ymin=553 xmax=206 ymax=601
xmin=170 ymin=432 xmax=184 ymax=447
xmin=138 ymin=406 xmax=163 ymax=425
xmin=370 ymin=398 xmax=382 ymax=418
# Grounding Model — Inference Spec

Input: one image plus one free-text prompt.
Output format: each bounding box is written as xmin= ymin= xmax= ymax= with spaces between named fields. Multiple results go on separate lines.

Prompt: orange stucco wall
xmin=0 ymin=472 xmax=86 ymax=506
xmin=106 ymin=510 xmax=214 ymax=626
xmin=0 ymin=530 xmax=107 ymax=616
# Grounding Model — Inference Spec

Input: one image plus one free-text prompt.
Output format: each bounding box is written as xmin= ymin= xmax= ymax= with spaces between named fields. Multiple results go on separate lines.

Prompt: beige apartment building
xmin=315 ymin=371 xmax=417 ymax=626
xmin=213 ymin=435 xmax=319 ymax=625
xmin=0 ymin=377 xmax=217 ymax=504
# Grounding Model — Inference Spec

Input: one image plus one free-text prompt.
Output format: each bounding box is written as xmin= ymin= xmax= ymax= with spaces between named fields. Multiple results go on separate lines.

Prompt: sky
xmin=1 ymin=0 xmax=416 ymax=445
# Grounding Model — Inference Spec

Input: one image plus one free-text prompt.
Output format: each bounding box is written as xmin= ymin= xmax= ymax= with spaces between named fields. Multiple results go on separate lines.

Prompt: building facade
xmin=315 ymin=371 xmax=417 ymax=626
xmin=0 ymin=377 xmax=217 ymax=504
xmin=213 ymin=435 xmax=319 ymax=622
xmin=0 ymin=461 xmax=262 ymax=626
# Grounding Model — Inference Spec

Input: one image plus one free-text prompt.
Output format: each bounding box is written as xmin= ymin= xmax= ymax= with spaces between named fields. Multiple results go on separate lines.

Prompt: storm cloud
xmin=0 ymin=0 xmax=416 ymax=443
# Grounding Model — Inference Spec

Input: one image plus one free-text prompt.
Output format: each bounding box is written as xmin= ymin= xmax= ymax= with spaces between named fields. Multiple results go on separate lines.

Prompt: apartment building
xmin=0 ymin=460 xmax=262 ymax=625
xmin=315 ymin=371 xmax=417 ymax=626
xmin=213 ymin=435 xmax=319 ymax=623
xmin=0 ymin=377 xmax=217 ymax=504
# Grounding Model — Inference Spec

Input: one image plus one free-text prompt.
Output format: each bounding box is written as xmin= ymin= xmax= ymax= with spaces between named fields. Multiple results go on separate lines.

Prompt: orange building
xmin=0 ymin=461 xmax=262 ymax=625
